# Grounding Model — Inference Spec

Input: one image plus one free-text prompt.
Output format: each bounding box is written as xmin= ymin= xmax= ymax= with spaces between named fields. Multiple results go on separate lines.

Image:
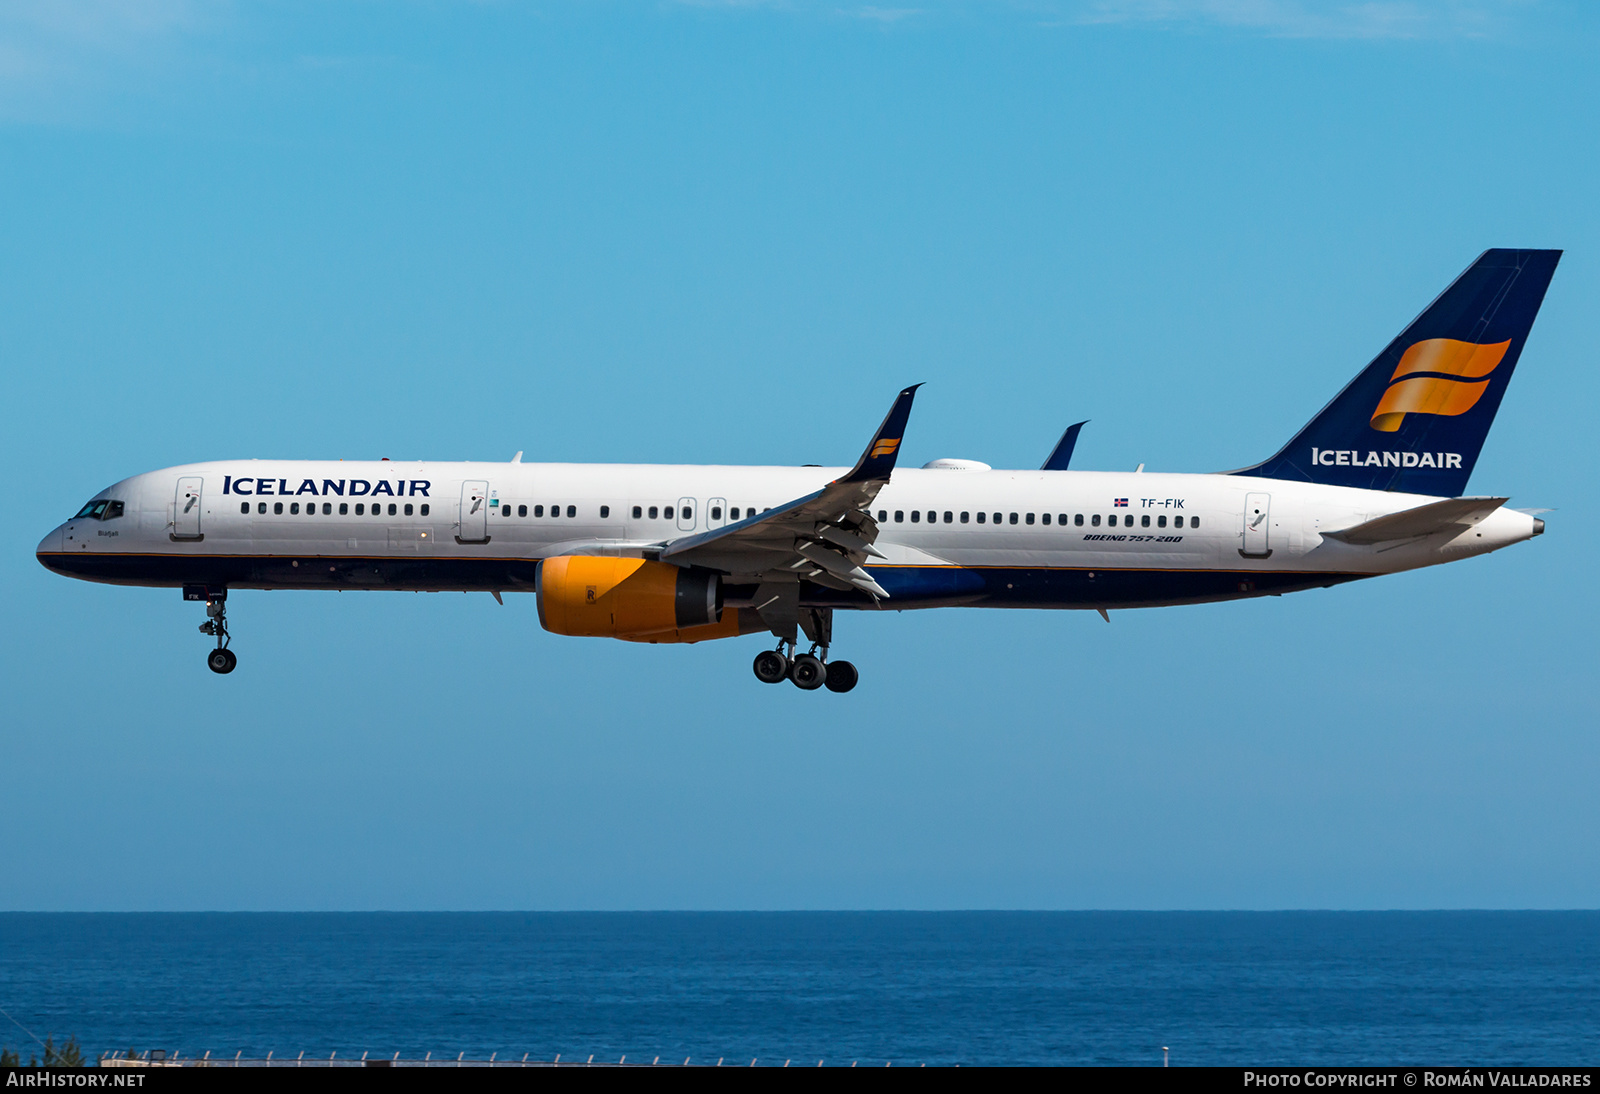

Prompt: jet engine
xmin=536 ymin=556 xmax=743 ymax=644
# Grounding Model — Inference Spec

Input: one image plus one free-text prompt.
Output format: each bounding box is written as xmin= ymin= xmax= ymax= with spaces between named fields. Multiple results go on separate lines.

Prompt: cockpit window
xmin=73 ymin=500 xmax=125 ymax=521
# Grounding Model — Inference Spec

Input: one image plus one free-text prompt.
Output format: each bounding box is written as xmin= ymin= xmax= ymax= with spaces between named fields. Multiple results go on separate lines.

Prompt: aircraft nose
xmin=36 ymin=524 xmax=64 ymax=561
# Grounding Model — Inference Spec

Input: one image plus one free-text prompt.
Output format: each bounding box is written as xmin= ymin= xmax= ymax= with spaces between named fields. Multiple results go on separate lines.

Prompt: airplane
xmin=37 ymin=248 xmax=1560 ymax=692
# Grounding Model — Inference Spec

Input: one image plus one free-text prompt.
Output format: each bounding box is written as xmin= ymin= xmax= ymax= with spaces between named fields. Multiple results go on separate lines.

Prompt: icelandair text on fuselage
xmin=222 ymin=476 xmax=430 ymax=498
xmin=1312 ymin=448 xmax=1462 ymax=469
xmin=1244 ymin=1074 xmax=1591 ymax=1089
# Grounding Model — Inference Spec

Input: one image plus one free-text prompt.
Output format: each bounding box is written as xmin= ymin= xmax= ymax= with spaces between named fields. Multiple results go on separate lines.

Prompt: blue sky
xmin=2 ymin=0 xmax=1597 ymax=910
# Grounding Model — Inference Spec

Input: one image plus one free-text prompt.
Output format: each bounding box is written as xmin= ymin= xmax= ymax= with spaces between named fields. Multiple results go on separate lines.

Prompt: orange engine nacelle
xmin=536 ymin=556 xmax=743 ymax=644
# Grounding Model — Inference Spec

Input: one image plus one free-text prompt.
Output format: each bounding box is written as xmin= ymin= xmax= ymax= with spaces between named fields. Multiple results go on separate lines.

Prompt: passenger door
xmin=173 ymin=477 xmax=204 ymax=540
xmin=1241 ymin=492 xmax=1272 ymax=558
xmin=458 ymin=480 xmax=490 ymax=544
xmin=676 ymin=496 xmax=697 ymax=533
xmin=707 ymin=497 xmax=728 ymax=530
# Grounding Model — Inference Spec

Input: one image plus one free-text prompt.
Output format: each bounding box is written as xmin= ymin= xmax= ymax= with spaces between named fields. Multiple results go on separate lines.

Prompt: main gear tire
xmin=790 ymin=653 xmax=826 ymax=690
xmin=753 ymin=649 xmax=789 ymax=684
xmin=823 ymin=660 xmax=858 ymax=693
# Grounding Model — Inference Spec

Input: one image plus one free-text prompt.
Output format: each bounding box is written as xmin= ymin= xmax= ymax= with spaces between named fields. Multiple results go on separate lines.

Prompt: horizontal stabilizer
xmin=1323 ymin=496 xmax=1507 ymax=545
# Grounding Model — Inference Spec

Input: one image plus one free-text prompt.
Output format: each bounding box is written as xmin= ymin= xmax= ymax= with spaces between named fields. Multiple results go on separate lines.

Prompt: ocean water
xmin=1 ymin=912 xmax=1595 ymax=1066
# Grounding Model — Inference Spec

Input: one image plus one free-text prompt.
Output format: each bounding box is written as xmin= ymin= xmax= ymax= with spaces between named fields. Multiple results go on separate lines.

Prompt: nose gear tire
xmin=207 ymin=648 xmax=237 ymax=674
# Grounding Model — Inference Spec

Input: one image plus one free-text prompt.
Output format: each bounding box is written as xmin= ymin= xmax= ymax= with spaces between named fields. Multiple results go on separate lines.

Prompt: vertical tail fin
xmin=1234 ymin=249 xmax=1561 ymax=496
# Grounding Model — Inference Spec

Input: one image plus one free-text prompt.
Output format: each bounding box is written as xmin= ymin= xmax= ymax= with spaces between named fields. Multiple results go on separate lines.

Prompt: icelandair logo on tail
xmin=870 ymin=438 xmax=901 ymax=458
xmin=1369 ymin=337 xmax=1511 ymax=432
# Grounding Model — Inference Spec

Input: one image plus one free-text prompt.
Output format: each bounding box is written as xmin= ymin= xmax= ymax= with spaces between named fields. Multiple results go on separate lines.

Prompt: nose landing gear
xmin=193 ymin=591 xmax=236 ymax=674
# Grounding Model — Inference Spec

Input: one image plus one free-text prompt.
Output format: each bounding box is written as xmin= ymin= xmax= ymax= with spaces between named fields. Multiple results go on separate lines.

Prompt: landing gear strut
xmin=198 ymin=595 xmax=236 ymax=674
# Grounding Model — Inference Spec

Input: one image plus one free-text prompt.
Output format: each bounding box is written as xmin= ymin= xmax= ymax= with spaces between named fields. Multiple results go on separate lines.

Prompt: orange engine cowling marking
xmin=537 ymin=556 xmax=736 ymax=644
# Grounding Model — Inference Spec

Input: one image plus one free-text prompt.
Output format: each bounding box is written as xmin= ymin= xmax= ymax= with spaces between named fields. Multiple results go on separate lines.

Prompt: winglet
xmin=835 ymin=384 xmax=922 ymax=485
xmin=1041 ymin=421 xmax=1087 ymax=471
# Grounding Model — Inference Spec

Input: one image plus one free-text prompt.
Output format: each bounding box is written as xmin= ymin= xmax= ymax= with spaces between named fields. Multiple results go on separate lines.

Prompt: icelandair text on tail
xmin=1312 ymin=449 xmax=1462 ymax=469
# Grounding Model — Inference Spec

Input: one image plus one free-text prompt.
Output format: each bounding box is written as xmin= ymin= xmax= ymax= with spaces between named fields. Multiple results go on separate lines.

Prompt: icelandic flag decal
xmin=1113 ymin=498 xmax=1128 ymax=507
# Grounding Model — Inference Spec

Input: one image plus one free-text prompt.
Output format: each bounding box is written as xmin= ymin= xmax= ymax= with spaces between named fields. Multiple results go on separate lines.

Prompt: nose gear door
xmin=458 ymin=480 xmax=490 ymax=544
xmin=1241 ymin=492 xmax=1272 ymax=558
xmin=174 ymin=477 xmax=204 ymax=540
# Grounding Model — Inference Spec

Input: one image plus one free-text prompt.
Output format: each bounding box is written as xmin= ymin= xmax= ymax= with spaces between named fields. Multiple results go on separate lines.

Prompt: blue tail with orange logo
xmin=1233 ymin=249 xmax=1561 ymax=497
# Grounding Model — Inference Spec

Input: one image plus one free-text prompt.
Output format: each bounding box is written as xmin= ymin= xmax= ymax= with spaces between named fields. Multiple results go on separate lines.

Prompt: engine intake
xmin=537 ymin=556 xmax=738 ymax=644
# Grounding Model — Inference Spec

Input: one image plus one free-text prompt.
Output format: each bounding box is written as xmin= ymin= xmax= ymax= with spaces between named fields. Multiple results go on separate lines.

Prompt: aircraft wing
xmin=1322 ymin=496 xmax=1509 ymax=545
xmin=658 ymin=385 xmax=921 ymax=600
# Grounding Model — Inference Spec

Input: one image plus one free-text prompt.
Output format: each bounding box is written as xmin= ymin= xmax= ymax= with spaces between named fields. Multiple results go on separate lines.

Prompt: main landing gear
xmin=752 ymin=642 xmax=859 ymax=693
xmin=198 ymin=595 xmax=236 ymax=675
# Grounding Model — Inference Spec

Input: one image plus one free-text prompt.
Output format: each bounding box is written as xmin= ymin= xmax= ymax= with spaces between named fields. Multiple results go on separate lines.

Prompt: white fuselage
xmin=37 ymin=459 xmax=1539 ymax=611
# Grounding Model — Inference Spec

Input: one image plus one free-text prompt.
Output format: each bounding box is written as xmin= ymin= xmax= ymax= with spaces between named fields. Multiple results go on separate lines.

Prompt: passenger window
xmin=420 ymin=504 xmax=429 ymax=516
xmin=976 ymin=511 xmax=986 ymax=524
xmin=993 ymin=513 xmax=1002 ymax=524
xmin=664 ymin=506 xmax=674 ymax=520
xmin=1074 ymin=514 xmax=1083 ymax=526
xmin=942 ymin=511 xmax=951 ymax=523
xmin=648 ymin=506 xmax=658 ymax=519
xmin=960 ymin=512 xmax=969 ymax=524
xmin=910 ymin=510 xmax=920 ymax=523
xmin=290 ymin=502 xmax=300 ymax=515
xmin=1025 ymin=513 xmax=1035 ymax=525
xmin=536 ymin=505 xmax=545 ymax=517
xmin=894 ymin=511 xmax=904 ymax=523
xmin=1041 ymin=514 xmax=1050 ymax=525
xmin=405 ymin=503 xmax=414 ymax=516
xmin=1091 ymin=514 xmax=1100 ymax=527
xmin=1141 ymin=515 xmax=1150 ymax=528
xmin=274 ymin=502 xmax=284 ymax=515
xmin=875 ymin=510 xmax=884 ymax=522
xmin=600 ymin=506 xmax=610 ymax=518
xmin=355 ymin=503 xmax=364 ymax=515
xmin=1191 ymin=516 xmax=1199 ymax=529
xmin=323 ymin=503 xmax=332 ymax=515
xmin=566 ymin=506 xmax=576 ymax=518
xmin=340 ymin=503 xmax=349 ymax=515
xmin=258 ymin=502 xmax=267 ymax=514
xmin=682 ymin=506 xmax=692 ymax=521
xmin=711 ymin=507 xmax=721 ymax=521
xmin=733 ymin=508 xmax=744 ymax=520
xmin=240 ymin=502 xmax=249 ymax=514
xmin=1009 ymin=513 xmax=1018 ymax=525
xmin=1157 ymin=515 xmax=1166 ymax=528
xmin=1123 ymin=514 xmax=1133 ymax=527
xmin=518 ymin=505 xmax=527 ymax=517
